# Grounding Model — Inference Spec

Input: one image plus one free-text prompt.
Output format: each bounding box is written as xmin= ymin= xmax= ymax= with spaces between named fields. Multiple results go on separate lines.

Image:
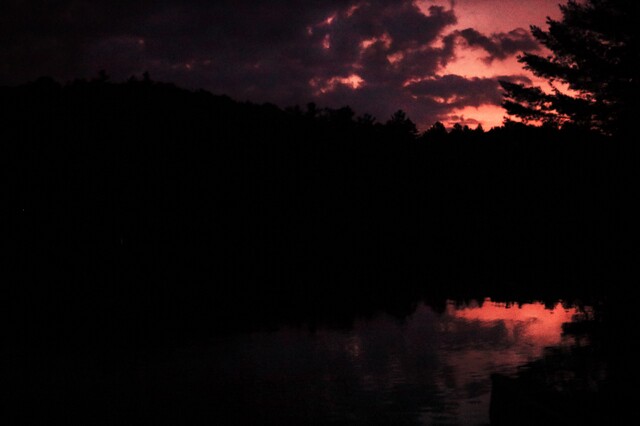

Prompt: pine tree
xmin=386 ymin=110 xmax=418 ymax=138
xmin=500 ymin=0 xmax=637 ymax=136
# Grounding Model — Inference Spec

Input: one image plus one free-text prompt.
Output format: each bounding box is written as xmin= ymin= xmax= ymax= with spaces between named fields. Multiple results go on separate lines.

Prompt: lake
xmin=137 ymin=298 xmax=595 ymax=425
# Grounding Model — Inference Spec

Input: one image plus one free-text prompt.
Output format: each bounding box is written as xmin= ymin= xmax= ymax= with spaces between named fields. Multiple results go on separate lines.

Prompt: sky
xmin=0 ymin=0 xmax=563 ymax=129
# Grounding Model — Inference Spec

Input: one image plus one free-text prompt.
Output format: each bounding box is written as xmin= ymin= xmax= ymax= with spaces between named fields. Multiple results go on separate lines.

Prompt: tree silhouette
xmin=386 ymin=109 xmax=417 ymax=138
xmin=424 ymin=121 xmax=447 ymax=138
xmin=357 ymin=113 xmax=377 ymax=127
xmin=500 ymin=0 xmax=637 ymax=136
xmin=450 ymin=123 xmax=464 ymax=134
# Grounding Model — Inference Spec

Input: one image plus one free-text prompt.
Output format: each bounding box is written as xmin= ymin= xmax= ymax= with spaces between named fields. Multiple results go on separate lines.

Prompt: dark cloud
xmin=495 ymin=74 xmax=533 ymax=85
xmin=0 ymin=0 xmax=533 ymax=128
xmin=406 ymin=74 xmax=503 ymax=108
xmin=446 ymin=115 xmax=481 ymax=126
xmin=455 ymin=27 xmax=539 ymax=63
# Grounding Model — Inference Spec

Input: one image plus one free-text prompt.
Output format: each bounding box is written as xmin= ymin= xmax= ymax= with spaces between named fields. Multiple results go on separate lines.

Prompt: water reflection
xmin=451 ymin=299 xmax=576 ymax=350
xmin=143 ymin=299 xmax=585 ymax=425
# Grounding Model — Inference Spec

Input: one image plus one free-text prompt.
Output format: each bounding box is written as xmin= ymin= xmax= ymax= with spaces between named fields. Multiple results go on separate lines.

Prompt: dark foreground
xmin=7 ymin=296 xmax=616 ymax=426
xmin=3 ymin=78 xmax=633 ymax=424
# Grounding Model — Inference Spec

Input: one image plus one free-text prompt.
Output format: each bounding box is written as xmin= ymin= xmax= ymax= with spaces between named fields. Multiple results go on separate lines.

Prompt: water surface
xmin=140 ymin=298 xmax=588 ymax=425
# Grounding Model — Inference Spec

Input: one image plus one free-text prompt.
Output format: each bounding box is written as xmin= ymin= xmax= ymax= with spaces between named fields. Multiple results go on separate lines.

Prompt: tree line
xmin=2 ymin=76 xmax=623 ymax=302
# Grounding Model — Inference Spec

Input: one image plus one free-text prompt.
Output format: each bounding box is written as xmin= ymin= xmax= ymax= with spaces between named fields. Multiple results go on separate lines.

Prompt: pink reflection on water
xmin=144 ymin=298 xmax=585 ymax=426
xmin=450 ymin=298 xmax=578 ymax=351
xmin=416 ymin=299 xmax=582 ymax=424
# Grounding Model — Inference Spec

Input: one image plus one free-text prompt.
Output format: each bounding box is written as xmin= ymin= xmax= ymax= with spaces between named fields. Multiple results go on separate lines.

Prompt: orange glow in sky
xmin=299 ymin=1 xmax=569 ymax=130
xmin=443 ymin=49 xmax=523 ymax=79
xmin=445 ymin=104 xmax=506 ymax=129
xmin=417 ymin=0 xmax=561 ymax=34
xmin=413 ymin=0 xmax=563 ymax=128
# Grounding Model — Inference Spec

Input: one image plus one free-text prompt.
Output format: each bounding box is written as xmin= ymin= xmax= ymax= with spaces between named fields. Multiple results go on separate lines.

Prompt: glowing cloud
xmin=310 ymin=74 xmax=365 ymax=95
xmin=360 ymin=33 xmax=393 ymax=51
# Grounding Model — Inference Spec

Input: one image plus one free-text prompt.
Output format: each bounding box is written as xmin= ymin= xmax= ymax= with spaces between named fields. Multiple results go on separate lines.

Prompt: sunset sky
xmin=1 ymin=0 xmax=563 ymax=129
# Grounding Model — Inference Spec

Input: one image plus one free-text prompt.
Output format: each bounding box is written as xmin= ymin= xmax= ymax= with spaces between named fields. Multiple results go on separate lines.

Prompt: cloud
xmin=495 ymin=74 xmax=532 ymax=85
xmin=0 ymin=1 xmax=536 ymax=128
xmin=446 ymin=115 xmax=481 ymax=126
xmin=406 ymin=74 xmax=503 ymax=108
xmin=455 ymin=27 xmax=540 ymax=63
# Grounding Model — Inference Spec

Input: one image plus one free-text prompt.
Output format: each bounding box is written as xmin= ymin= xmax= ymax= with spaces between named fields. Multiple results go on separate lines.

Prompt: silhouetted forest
xmin=3 ymin=75 xmax=634 ymax=425
xmin=4 ymin=75 xmax=631 ymax=322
